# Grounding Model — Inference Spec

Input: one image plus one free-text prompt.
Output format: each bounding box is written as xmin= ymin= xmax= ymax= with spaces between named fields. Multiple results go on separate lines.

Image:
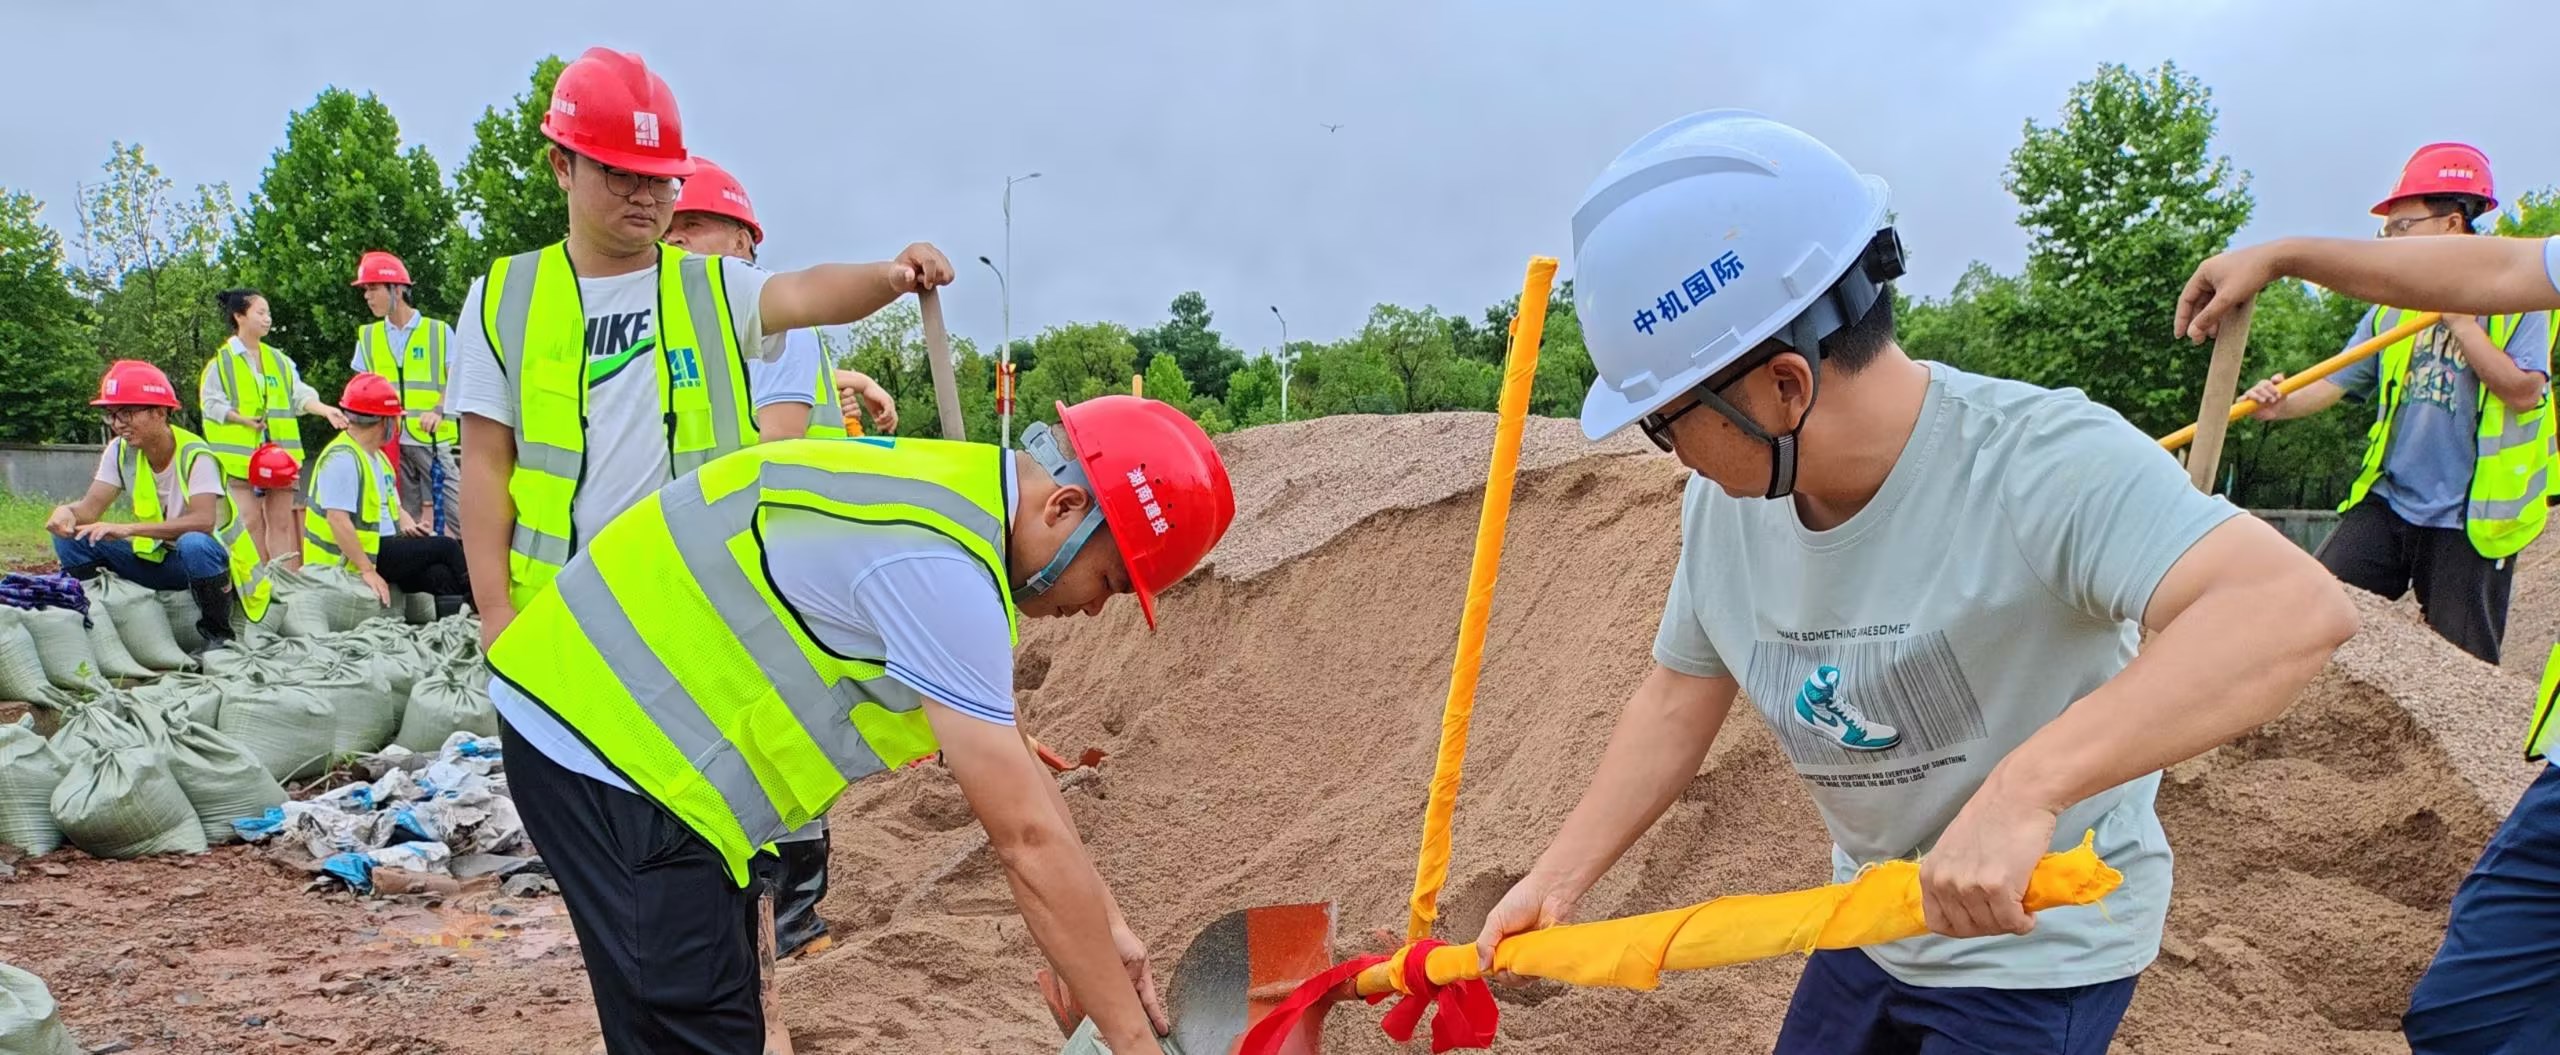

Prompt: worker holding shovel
xmin=2182 ymin=230 xmax=2560 ymax=1055
xmin=485 ymin=394 xmax=1228 ymax=1055
xmin=1472 ymin=111 xmax=2356 ymax=1054
xmin=350 ymin=250 xmax=463 ymax=539
xmin=2225 ymin=144 xmax=2549 ymax=665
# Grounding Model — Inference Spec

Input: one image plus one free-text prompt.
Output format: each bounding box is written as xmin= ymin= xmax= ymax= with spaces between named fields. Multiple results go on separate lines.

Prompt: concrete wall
xmin=0 ymin=443 xmax=105 ymax=500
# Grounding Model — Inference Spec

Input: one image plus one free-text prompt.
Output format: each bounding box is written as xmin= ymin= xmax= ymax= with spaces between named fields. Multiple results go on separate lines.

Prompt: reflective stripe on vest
xmin=482 ymin=242 xmax=753 ymax=608
xmin=126 ymin=426 xmax=273 ymax=622
xmin=300 ymin=434 xmax=390 ymax=567
xmin=805 ymin=354 xmax=852 ymax=438
xmin=2534 ymin=643 xmax=2560 ymax=761
xmin=2337 ymin=309 xmax=2554 ymax=559
xmin=198 ymin=341 xmax=305 ymax=476
xmin=363 ymin=318 xmax=457 ymax=445
xmin=485 ymin=437 xmax=1017 ymax=885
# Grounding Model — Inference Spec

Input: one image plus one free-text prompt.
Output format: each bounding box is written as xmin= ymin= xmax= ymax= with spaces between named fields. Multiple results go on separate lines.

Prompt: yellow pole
xmin=2159 ymin=310 xmax=2439 ymax=451
xmin=1133 ymin=372 xmax=1144 ymax=398
xmin=1405 ymin=256 xmax=1555 ymax=941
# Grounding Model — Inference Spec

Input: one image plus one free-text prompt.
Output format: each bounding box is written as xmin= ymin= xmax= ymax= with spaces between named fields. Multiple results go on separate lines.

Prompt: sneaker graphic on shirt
xmin=1792 ymin=665 xmax=1901 ymax=751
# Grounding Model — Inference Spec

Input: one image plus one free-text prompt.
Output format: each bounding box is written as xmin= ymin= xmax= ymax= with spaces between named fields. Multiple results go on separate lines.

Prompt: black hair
xmin=213 ymin=288 xmax=263 ymax=328
xmin=1818 ymin=285 xmax=1897 ymax=374
xmin=2420 ymin=194 xmax=2487 ymax=230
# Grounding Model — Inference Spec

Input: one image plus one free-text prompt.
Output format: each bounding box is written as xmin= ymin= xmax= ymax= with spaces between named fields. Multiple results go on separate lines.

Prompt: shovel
xmin=1046 ymin=902 xmax=1341 ymax=1055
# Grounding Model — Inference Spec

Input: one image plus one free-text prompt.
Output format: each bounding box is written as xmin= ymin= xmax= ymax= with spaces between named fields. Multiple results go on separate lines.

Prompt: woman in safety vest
xmin=302 ymin=372 xmax=470 ymax=617
xmin=201 ymin=288 xmax=348 ymax=564
xmin=485 ymin=394 xmax=1228 ymax=1055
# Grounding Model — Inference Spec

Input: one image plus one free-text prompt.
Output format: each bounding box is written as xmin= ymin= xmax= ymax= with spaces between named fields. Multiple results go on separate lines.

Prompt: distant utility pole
xmin=1269 ymin=305 xmax=1293 ymax=421
xmin=978 ymin=254 xmax=1012 ymax=446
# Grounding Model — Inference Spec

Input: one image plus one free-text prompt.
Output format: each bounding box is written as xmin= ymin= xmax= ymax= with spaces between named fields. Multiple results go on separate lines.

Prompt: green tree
xmin=2002 ymin=60 xmax=2254 ymax=432
xmin=448 ymin=55 xmax=568 ymax=284
xmin=0 ymin=190 xmax=96 ymax=443
xmin=2218 ymin=280 xmax=2370 ymax=508
xmin=1132 ymin=291 xmax=1245 ymax=402
xmin=2493 ymin=186 xmax=2560 ymax=239
xmin=70 ymin=142 xmax=238 ymax=422
xmin=227 ymin=87 xmax=455 ymax=411
xmin=826 ymin=301 xmax=1000 ymax=443
xmin=1016 ymin=322 xmax=1142 ymax=427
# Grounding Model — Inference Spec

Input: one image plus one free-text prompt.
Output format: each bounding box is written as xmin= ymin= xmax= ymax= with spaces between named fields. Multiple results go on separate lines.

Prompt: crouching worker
xmin=484 ymin=394 xmax=1232 ymax=1055
xmin=303 ymin=373 xmax=471 ymax=617
xmin=45 ymin=360 xmax=272 ymax=651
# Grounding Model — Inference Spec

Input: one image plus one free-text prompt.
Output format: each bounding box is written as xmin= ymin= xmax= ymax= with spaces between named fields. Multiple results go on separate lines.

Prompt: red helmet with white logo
xmin=1053 ymin=395 xmax=1235 ymax=629
xmin=340 ymin=372 xmax=403 ymax=417
xmin=2372 ymin=142 xmax=2497 ymax=216
xmin=540 ymin=47 xmax=695 ymax=179
xmin=248 ymin=443 xmax=300 ymax=490
xmin=92 ymin=360 xmax=181 ymax=409
xmin=351 ymin=251 xmax=412 ymax=287
xmin=671 ymin=156 xmax=762 ymax=245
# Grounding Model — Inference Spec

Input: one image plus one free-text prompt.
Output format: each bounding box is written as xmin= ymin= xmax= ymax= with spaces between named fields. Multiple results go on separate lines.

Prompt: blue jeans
xmin=53 ymin=532 xmax=229 ymax=591
xmin=2405 ymin=763 xmax=2560 ymax=1054
xmin=1773 ymin=949 xmax=2136 ymax=1055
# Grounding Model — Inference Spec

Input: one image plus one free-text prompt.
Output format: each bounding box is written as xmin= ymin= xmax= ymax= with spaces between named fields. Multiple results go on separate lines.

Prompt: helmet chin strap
xmin=1016 ymin=421 xmax=1108 ymax=597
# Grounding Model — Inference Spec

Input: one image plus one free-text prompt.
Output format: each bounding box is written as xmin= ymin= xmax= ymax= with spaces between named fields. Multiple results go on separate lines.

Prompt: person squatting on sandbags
xmin=349 ymin=250 xmax=465 ymax=538
xmin=46 ymin=360 xmax=275 ymax=653
xmin=301 ymin=372 xmax=471 ymax=618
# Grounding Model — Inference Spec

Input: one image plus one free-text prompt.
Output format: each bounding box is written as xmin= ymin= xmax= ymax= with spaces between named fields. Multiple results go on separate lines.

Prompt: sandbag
xmin=97 ymin=577 xmax=190 ymax=672
xmin=200 ymin=635 xmax=322 ymax=683
xmin=290 ymin=565 xmax=398 ymax=633
xmin=72 ymin=591 xmax=153 ymax=681
xmin=213 ymin=681 xmax=340 ymax=783
xmin=304 ymin=652 xmax=403 ymax=757
xmin=124 ymin=671 xmax=225 ymax=728
xmin=0 ymin=611 xmax=62 ymax=708
xmin=0 ymin=963 xmax=79 ymax=1055
xmin=51 ymin=702 xmax=150 ymax=759
xmin=50 ymin=740 xmax=208 ymax=858
xmin=10 ymin=608 xmax=105 ymax=693
xmin=134 ymin=706 xmax=287 ymax=846
xmin=326 ymin=624 xmax=424 ymax=698
xmin=404 ymin=591 xmax=436 ymax=626
xmin=159 ymin=587 xmax=207 ymax=651
xmin=395 ymin=663 xmax=498 ymax=753
xmin=0 ymin=717 xmax=66 ymax=855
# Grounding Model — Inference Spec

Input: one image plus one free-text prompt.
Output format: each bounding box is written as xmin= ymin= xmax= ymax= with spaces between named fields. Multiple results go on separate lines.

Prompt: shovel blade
xmin=1046 ymin=902 xmax=1340 ymax=1055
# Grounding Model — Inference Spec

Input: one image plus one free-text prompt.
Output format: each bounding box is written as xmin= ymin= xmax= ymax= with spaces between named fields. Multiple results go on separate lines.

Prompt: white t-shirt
xmin=314 ymin=443 xmax=398 ymax=536
xmin=491 ymin=459 xmax=1023 ymax=791
xmin=750 ymin=328 xmax=824 ymax=411
xmin=2545 ymin=235 xmax=2559 ymax=293
xmin=94 ymin=438 xmax=225 ymax=519
xmin=446 ymin=255 xmax=777 ymax=544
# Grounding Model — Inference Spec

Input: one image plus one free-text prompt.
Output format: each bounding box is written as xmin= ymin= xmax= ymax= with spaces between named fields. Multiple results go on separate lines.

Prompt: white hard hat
xmin=1572 ymin=109 xmax=1901 ymax=441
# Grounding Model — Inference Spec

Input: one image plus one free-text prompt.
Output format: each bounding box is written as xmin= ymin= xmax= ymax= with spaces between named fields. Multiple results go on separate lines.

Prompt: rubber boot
xmin=772 ymin=825 xmax=832 ymax=959
xmin=433 ymin=594 xmax=469 ymax=620
xmin=187 ymin=577 xmax=237 ymax=654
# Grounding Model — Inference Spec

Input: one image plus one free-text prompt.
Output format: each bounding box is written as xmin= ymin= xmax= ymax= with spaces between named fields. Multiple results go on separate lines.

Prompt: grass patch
xmin=0 ymin=490 xmax=56 ymax=569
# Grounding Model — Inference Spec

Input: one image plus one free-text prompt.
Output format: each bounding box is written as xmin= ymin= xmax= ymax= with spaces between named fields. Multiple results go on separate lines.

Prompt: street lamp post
xmin=1269 ymin=305 xmax=1292 ymax=421
xmin=996 ymin=171 xmax=1041 ymax=448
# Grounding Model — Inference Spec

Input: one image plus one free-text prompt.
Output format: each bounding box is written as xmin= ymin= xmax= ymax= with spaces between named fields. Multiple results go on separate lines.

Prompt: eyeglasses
xmin=1639 ymin=369 xmax=1755 ymax=452
xmin=588 ymin=158 xmax=683 ymax=202
xmin=2380 ymin=211 xmax=2461 ymax=237
xmin=100 ymin=406 xmax=153 ymax=426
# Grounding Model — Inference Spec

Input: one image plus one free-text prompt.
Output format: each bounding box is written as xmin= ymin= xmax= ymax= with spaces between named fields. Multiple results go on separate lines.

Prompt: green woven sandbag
xmin=292 ymin=565 xmax=398 ymax=633
xmin=395 ymin=663 xmax=498 ymax=753
xmin=125 ymin=671 xmax=225 ymax=728
xmin=0 ymin=963 xmax=79 ymax=1055
xmin=300 ymin=651 xmax=402 ymax=757
xmin=69 ymin=592 xmax=152 ymax=681
xmin=96 ymin=577 xmax=190 ymax=673
xmin=212 ymin=681 xmax=340 ymax=783
xmin=50 ymin=701 xmax=150 ymax=760
xmin=325 ymin=623 xmax=425 ymax=698
xmin=133 ymin=706 xmax=286 ymax=846
xmin=50 ymin=740 xmax=208 ymax=858
xmin=0 ymin=610 xmax=64 ymax=709
xmin=0 ymin=717 xmax=67 ymax=855
xmin=8 ymin=607 xmax=106 ymax=693
xmin=199 ymin=634 xmax=321 ymax=682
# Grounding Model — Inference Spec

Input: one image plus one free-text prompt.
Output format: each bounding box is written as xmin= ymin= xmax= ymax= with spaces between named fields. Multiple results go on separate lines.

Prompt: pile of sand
xmin=780 ymin=413 xmax=2539 ymax=1054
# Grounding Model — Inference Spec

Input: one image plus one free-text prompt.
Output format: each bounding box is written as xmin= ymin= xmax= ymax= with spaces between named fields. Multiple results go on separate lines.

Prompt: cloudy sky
xmin=8 ymin=0 xmax=2555 ymax=352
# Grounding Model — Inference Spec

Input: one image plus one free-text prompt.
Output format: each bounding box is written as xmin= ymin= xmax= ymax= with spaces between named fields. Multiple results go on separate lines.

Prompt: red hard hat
xmin=541 ymin=47 xmax=695 ymax=180
xmin=2373 ymin=142 xmax=2497 ymax=216
xmin=351 ymin=250 xmax=412 ymax=287
xmin=340 ymin=372 xmax=404 ymax=417
xmin=248 ymin=443 xmax=300 ymax=490
xmin=92 ymin=360 xmax=181 ymax=409
xmin=1053 ymin=395 xmax=1235 ymax=629
xmin=671 ymin=156 xmax=762 ymax=245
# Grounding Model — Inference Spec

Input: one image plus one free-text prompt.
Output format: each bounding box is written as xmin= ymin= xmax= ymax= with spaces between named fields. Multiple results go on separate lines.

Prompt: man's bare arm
xmin=2182 ymin=236 xmax=2560 ymax=341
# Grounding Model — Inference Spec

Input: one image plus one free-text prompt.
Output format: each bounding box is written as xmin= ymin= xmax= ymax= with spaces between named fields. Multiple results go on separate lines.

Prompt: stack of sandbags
xmin=130 ymin=702 xmax=286 ymax=846
xmin=0 ymin=964 xmax=79 ymax=1055
xmin=0 ymin=607 xmax=107 ymax=694
xmin=304 ymin=650 xmax=403 ymax=758
xmin=0 ymin=609 xmax=65 ymax=709
xmin=94 ymin=575 xmax=191 ymax=674
xmin=396 ymin=662 xmax=498 ymax=753
xmin=47 ymin=700 xmax=206 ymax=858
xmin=124 ymin=671 xmax=224 ymax=728
xmin=211 ymin=679 xmax=340 ymax=784
xmin=69 ymin=593 xmax=152 ymax=682
xmin=0 ymin=717 xmax=66 ymax=855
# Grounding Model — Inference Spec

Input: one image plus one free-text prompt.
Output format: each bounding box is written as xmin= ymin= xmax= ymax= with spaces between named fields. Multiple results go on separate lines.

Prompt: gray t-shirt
xmin=2329 ymin=308 xmax=2551 ymax=529
xmin=1653 ymin=361 xmax=2241 ymax=989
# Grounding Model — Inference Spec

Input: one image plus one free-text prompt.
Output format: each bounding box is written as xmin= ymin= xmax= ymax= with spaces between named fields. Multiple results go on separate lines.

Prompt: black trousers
xmin=372 ymin=535 xmax=469 ymax=597
xmin=501 ymin=714 xmax=768 ymax=1054
xmin=2319 ymin=500 xmax=2515 ymax=664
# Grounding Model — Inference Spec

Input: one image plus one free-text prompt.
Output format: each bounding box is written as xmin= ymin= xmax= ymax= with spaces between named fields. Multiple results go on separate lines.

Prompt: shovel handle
xmin=2159 ymin=309 xmax=2440 ymax=451
xmin=921 ymin=288 xmax=966 ymax=441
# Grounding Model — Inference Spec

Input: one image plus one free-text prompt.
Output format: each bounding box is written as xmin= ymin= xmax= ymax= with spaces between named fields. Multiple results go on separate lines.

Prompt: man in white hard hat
xmin=2182 ymin=231 xmax=2560 ymax=1055
xmin=1474 ymin=110 xmax=2358 ymax=1053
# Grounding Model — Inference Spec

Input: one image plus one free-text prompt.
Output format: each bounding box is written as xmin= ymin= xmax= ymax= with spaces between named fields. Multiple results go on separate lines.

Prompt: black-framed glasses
xmin=100 ymin=406 xmax=152 ymax=426
xmin=588 ymin=158 xmax=682 ymax=202
xmin=2380 ymin=210 xmax=2462 ymax=237
xmin=1639 ymin=370 xmax=1752 ymax=452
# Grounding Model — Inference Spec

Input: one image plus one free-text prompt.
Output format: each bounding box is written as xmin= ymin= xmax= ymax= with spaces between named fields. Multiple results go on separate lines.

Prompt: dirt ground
xmin=1 ymin=412 xmax=2545 ymax=1054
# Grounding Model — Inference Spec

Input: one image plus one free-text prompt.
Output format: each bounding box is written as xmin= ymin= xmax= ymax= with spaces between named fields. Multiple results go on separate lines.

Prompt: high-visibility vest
xmin=480 ymin=241 xmax=754 ymax=609
xmin=360 ymin=316 xmax=458 ymax=446
xmin=123 ymin=427 xmax=273 ymax=622
xmin=300 ymin=433 xmax=392 ymax=568
xmin=486 ymin=436 xmax=1018 ymax=885
xmin=198 ymin=340 xmax=305 ymax=477
xmin=2338 ymin=309 xmax=2554 ymax=559
xmin=804 ymin=357 xmax=860 ymax=439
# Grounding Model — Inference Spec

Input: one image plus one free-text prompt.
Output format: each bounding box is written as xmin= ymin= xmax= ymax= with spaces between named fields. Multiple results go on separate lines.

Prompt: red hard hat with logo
xmin=92 ymin=360 xmax=181 ymax=409
xmin=351 ymin=251 xmax=412 ymax=287
xmin=248 ymin=443 xmax=300 ymax=490
xmin=340 ymin=372 xmax=404 ymax=417
xmin=541 ymin=47 xmax=694 ymax=180
xmin=1053 ymin=395 xmax=1235 ymax=629
xmin=2372 ymin=142 xmax=2497 ymax=216
xmin=672 ymin=156 xmax=762 ymax=245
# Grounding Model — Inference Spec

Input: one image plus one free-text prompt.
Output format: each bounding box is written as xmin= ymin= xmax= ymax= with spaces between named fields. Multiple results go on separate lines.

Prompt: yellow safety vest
xmin=198 ymin=340 xmax=305 ymax=478
xmin=123 ymin=427 xmax=273 ymax=622
xmin=360 ymin=316 xmax=458 ymax=445
xmin=300 ymin=433 xmax=392 ymax=568
xmin=2338 ymin=309 xmax=2553 ymax=559
xmin=480 ymin=241 xmax=754 ymax=609
xmin=487 ymin=436 xmax=1018 ymax=885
